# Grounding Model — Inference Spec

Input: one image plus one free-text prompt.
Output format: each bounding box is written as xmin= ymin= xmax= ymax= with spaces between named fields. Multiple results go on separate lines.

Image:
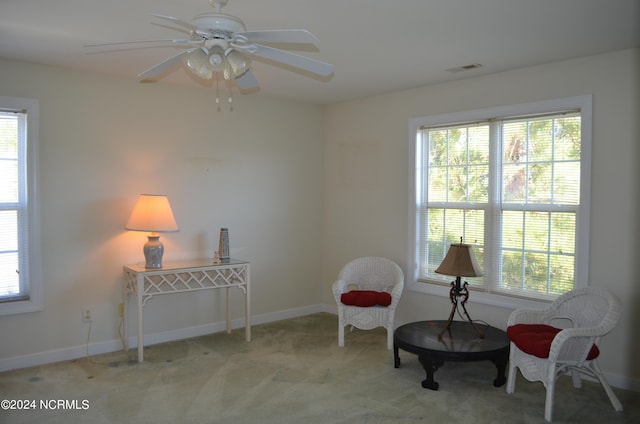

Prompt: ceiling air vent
xmin=446 ymin=63 xmax=483 ymax=73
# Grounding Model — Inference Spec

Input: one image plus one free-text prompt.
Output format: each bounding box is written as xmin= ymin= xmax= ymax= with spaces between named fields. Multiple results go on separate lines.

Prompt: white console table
xmin=123 ymin=258 xmax=251 ymax=362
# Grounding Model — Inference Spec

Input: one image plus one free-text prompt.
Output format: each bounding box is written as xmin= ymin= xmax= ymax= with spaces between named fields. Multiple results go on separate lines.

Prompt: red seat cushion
xmin=507 ymin=324 xmax=599 ymax=360
xmin=341 ymin=290 xmax=392 ymax=307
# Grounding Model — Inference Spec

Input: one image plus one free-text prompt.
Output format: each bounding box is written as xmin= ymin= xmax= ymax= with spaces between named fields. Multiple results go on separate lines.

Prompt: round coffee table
xmin=394 ymin=320 xmax=510 ymax=390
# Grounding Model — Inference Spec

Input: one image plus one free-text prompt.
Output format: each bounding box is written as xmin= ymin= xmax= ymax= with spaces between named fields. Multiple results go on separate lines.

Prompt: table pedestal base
xmin=394 ymin=349 xmax=508 ymax=390
xmin=418 ymin=356 xmax=444 ymax=390
xmin=490 ymin=355 xmax=508 ymax=388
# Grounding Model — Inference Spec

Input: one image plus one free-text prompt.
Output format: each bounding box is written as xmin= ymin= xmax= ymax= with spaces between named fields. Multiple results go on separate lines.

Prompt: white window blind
xmin=0 ymin=111 xmax=26 ymax=300
xmin=0 ymin=96 xmax=41 ymax=315
xmin=411 ymin=97 xmax=590 ymax=303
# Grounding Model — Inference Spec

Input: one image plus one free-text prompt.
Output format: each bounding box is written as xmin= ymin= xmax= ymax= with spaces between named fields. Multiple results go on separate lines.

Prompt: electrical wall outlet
xmin=82 ymin=307 xmax=92 ymax=323
xmin=118 ymin=303 xmax=124 ymax=318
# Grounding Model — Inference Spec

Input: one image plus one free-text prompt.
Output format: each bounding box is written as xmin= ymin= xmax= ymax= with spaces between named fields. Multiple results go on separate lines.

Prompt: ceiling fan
xmin=87 ymin=0 xmax=334 ymax=92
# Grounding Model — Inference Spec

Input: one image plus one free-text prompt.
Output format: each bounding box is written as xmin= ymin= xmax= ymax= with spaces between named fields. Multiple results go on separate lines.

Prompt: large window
xmin=409 ymin=96 xmax=591 ymax=306
xmin=0 ymin=96 xmax=41 ymax=315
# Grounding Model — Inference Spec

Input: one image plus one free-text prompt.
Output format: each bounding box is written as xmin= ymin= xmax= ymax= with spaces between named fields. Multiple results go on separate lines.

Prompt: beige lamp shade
xmin=435 ymin=243 xmax=483 ymax=277
xmin=125 ymin=194 xmax=179 ymax=233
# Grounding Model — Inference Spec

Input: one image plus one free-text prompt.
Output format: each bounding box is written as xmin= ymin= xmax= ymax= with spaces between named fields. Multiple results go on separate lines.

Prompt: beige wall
xmin=0 ymin=59 xmax=325 ymax=362
xmin=1 ymin=48 xmax=638 ymax=389
xmin=322 ymin=49 xmax=640 ymax=389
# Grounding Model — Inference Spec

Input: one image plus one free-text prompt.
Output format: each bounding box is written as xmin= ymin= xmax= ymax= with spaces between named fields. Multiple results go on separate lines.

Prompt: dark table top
xmin=394 ymin=320 xmax=509 ymax=357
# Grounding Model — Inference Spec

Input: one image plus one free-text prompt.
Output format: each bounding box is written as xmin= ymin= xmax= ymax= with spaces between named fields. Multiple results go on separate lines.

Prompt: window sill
xmin=0 ymin=297 xmax=43 ymax=316
xmin=407 ymin=279 xmax=553 ymax=311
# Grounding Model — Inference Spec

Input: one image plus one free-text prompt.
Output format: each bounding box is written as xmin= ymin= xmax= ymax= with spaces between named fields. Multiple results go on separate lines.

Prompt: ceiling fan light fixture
xmin=226 ymin=50 xmax=249 ymax=77
xmin=207 ymin=46 xmax=227 ymax=72
xmin=209 ymin=53 xmax=223 ymax=67
xmin=184 ymin=49 xmax=213 ymax=79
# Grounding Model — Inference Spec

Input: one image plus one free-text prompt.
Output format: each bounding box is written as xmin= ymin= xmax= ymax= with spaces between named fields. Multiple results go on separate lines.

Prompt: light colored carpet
xmin=0 ymin=313 xmax=638 ymax=423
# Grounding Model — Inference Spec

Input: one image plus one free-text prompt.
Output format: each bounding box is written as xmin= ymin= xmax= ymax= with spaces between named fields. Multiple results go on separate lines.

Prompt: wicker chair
xmin=332 ymin=257 xmax=404 ymax=350
xmin=505 ymin=286 xmax=623 ymax=422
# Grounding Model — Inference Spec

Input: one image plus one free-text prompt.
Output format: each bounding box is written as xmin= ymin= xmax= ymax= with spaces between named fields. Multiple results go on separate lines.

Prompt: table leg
xmin=491 ymin=351 xmax=509 ymax=387
xmin=419 ymin=356 xmax=443 ymax=390
xmin=136 ymin=278 xmax=144 ymax=363
xmin=394 ymin=343 xmax=401 ymax=368
xmin=226 ymin=287 xmax=231 ymax=334
xmin=245 ymin=265 xmax=251 ymax=342
xmin=123 ymin=282 xmax=129 ymax=354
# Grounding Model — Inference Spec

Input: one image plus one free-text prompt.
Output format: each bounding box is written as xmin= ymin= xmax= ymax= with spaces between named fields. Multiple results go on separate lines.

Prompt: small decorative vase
xmin=218 ymin=228 xmax=230 ymax=260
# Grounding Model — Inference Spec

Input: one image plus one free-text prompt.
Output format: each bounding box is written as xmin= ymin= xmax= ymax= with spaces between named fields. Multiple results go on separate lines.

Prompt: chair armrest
xmin=332 ymin=279 xmax=348 ymax=304
xmin=507 ymin=308 xmax=548 ymax=326
xmin=548 ymin=326 xmax=601 ymax=363
xmin=388 ymin=280 xmax=404 ymax=308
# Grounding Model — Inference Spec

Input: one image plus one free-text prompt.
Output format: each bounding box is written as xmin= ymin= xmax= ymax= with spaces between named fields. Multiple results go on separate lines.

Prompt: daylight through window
xmin=0 ymin=96 xmax=41 ymax=315
xmin=0 ymin=111 xmax=24 ymax=300
xmin=410 ymin=97 xmax=591 ymax=302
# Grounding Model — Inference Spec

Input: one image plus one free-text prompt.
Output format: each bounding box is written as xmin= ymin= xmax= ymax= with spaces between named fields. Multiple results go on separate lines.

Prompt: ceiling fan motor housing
xmin=191 ymin=13 xmax=246 ymax=34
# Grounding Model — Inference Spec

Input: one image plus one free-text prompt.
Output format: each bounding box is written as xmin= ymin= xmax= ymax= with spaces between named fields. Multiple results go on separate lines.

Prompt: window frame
xmin=0 ymin=96 xmax=42 ymax=316
xmin=407 ymin=96 xmax=592 ymax=309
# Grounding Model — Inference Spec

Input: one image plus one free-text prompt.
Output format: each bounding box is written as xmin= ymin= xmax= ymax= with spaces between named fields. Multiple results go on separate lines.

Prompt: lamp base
xmin=438 ymin=277 xmax=484 ymax=340
xmin=143 ymin=234 xmax=164 ymax=269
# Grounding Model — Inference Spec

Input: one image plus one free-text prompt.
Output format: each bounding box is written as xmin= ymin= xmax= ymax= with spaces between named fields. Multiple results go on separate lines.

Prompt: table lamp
xmin=125 ymin=194 xmax=178 ymax=269
xmin=435 ymin=239 xmax=484 ymax=339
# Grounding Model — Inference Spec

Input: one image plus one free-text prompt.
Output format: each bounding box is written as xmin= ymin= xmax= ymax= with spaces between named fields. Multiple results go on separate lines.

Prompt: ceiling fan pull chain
xmin=216 ymin=73 xmax=221 ymax=112
xmin=228 ymin=79 xmax=233 ymax=111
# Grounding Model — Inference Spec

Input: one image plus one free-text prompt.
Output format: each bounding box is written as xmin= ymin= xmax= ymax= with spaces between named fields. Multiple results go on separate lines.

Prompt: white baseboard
xmin=0 ymin=338 xmax=124 ymax=373
xmin=0 ymin=304 xmax=330 ymax=372
xmin=601 ymin=371 xmax=640 ymax=393
xmin=137 ymin=304 xmax=334 ymax=348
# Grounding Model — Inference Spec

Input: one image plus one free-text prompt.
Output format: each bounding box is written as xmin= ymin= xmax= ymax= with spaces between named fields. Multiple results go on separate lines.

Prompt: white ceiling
xmin=1 ymin=0 xmax=639 ymax=105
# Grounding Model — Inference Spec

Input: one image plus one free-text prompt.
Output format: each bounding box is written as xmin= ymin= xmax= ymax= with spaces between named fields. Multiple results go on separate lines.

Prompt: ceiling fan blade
xmin=85 ymin=39 xmax=195 ymax=48
xmin=151 ymin=14 xmax=198 ymax=32
xmin=246 ymin=45 xmax=334 ymax=77
xmin=137 ymin=49 xmax=195 ymax=80
xmin=235 ymin=69 xmax=260 ymax=91
xmin=236 ymin=30 xmax=319 ymax=47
